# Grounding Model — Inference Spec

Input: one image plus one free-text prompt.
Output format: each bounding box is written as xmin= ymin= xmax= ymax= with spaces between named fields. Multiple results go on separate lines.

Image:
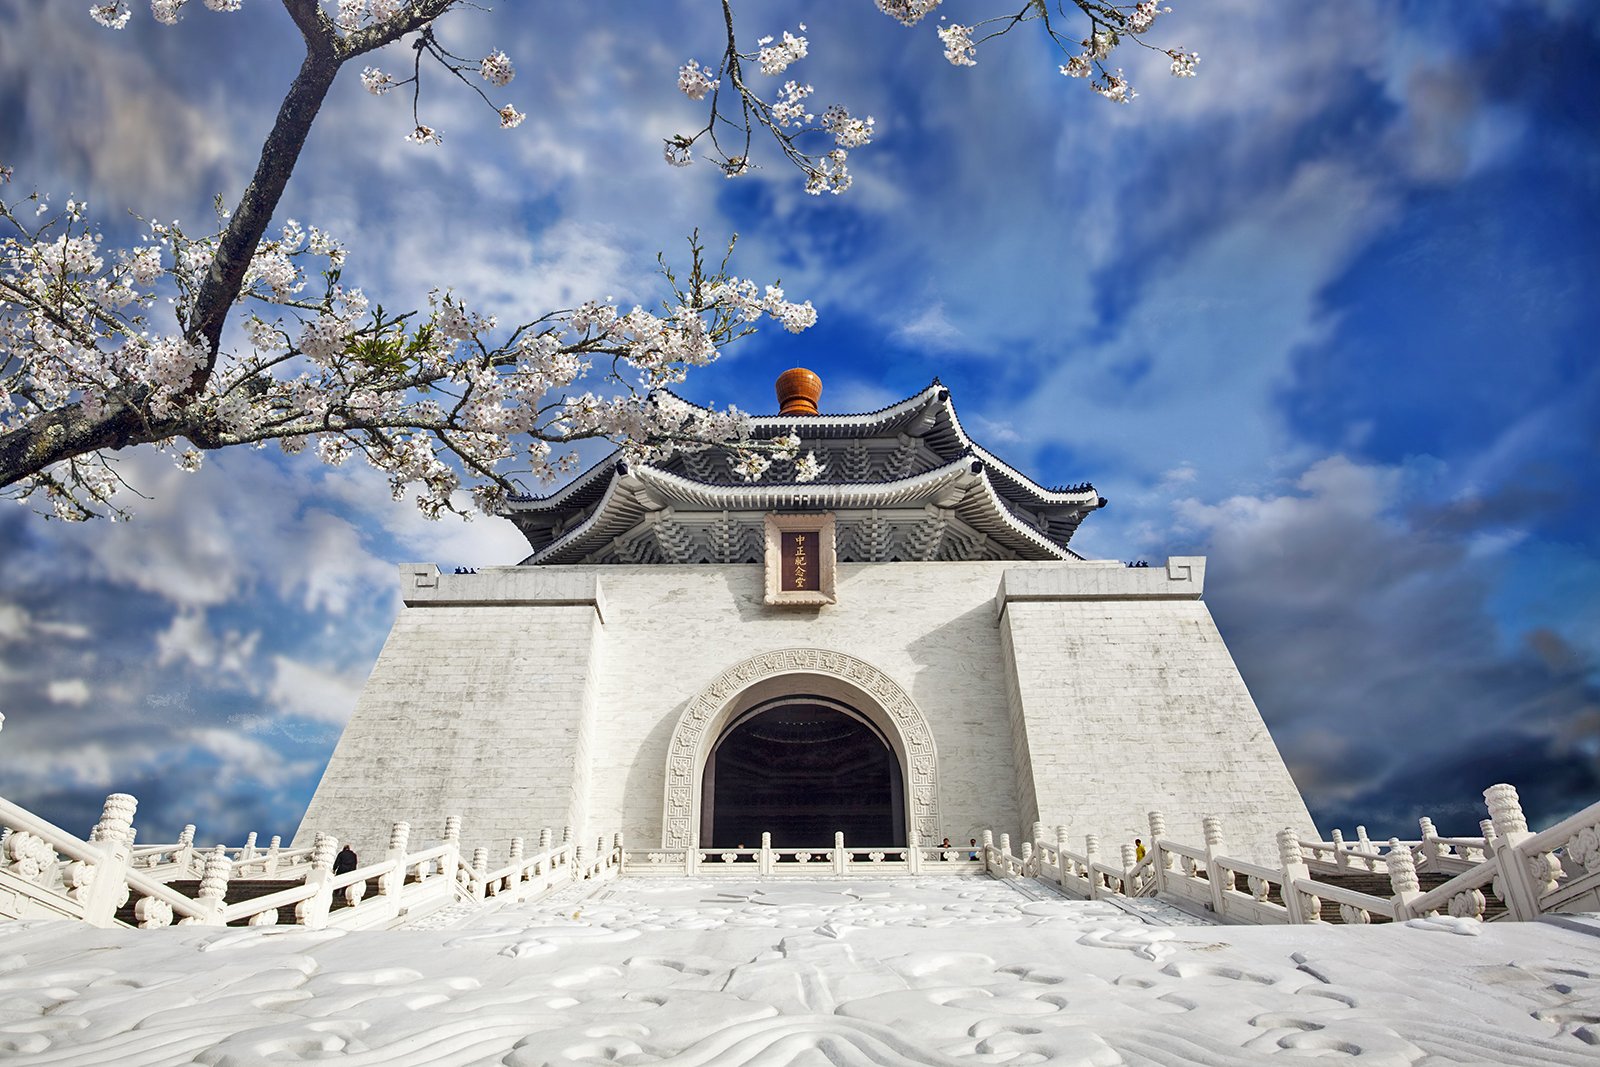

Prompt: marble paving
xmin=1 ymin=876 xmax=1597 ymax=1065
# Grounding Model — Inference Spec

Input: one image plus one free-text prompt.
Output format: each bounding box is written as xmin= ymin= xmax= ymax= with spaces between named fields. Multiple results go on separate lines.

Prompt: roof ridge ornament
xmin=775 ymin=367 xmax=822 ymax=415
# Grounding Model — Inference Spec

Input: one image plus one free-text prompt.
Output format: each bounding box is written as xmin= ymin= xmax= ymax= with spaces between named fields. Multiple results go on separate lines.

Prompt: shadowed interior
xmin=705 ymin=700 xmax=904 ymax=848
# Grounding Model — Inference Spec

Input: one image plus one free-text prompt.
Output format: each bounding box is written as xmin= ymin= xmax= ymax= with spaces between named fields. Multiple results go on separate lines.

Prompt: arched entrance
xmin=661 ymin=648 xmax=942 ymax=850
xmin=702 ymin=696 xmax=906 ymax=848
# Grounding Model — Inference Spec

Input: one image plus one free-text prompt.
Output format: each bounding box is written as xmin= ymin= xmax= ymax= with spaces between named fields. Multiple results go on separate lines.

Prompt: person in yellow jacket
xmin=1134 ymin=838 xmax=1146 ymax=862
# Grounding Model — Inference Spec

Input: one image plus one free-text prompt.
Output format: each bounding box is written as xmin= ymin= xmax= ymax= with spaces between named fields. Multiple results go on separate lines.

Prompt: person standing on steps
xmin=334 ymin=843 xmax=358 ymax=876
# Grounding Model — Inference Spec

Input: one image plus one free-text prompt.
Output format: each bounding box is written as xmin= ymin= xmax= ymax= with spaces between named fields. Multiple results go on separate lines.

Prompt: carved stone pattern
xmin=3 ymin=832 xmax=58 ymax=884
xmin=1565 ymin=824 xmax=1600 ymax=875
xmin=1247 ymin=875 xmax=1271 ymax=902
xmin=247 ymin=908 xmax=278 ymax=927
xmin=1386 ymin=840 xmax=1420 ymax=895
xmin=311 ymin=833 xmax=338 ymax=871
xmin=1485 ymin=784 xmax=1529 ymax=837
xmin=135 ymin=896 xmax=174 ymax=928
xmin=1338 ymin=903 xmax=1371 ymax=924
xmin=662 ymin=648 xmax=942 ymax=849
xmin=389 ymin=822 xmax=411 ymax=852
xmin=1448 ymin=889 xmax=1486 ymax=920
xmin=64 ymin=860 xmax=94 ymax=902
xmin=1527 ymin=851 xmax=1564 ymax=897
xmin=91 ymin=793 xmax=137 ymax=847
xmin=1298 ymin=892 xmax=1322 ymax=920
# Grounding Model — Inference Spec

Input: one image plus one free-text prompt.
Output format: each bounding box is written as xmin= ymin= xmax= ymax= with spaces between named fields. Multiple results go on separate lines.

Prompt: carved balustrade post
xmin=760 ymin=832 xmax=773 ymax=876
xmin=907 ymin=825 xmax=922 ymax=874
xmin=241 ymin=832 xmax=258 ymax=865
xmin=508 ymin=837 xmax=524 ymax=890
xmin=1031 ymin=822 xmax=1044 ymax=850
xmin=1278 ymin=829 xmax=1315 ymax=924
xmin=174 ymin=823 xmax=196 ymax=873
xmin=265 ymin=835 xmax=282 ymax=875
xmin=1355 ymin=826 xmax=1375 ymax=870
xmin=1118 ymin=843 xmax=1136 ymax=895
xmin=614 ymin=832 xmax=625 ymax=875
xmin=1202 ymin=816 xmax=1230 ymax=917
xmin=1484 ymin=783 xmax=1556 ymax=920
xmin=442 ymin=815 xmax=462 ymax=881
xmin=1386 ymin=837 xmax=1423 ymax=920
xmin=189 ymin=847 xmax=232 ymax=926
xmin=538 ymin=827 xmax=552 ymax=853
xmin=574 ymin=842 xmax=587 ymax=880
xmin=1020 ymin=841 xmax=1036 ymax=879
xmin=1147 ymin=811 xmax=1169 ymax=894
xmin=81 ymin=793 xmax=136 ymax=928
xmin=980 ymin=830 xmax=994 ymax=874
xmin=471 ymin=847 xmax=488 ymax=900
xmin=296 ymin=833 xmax=338 ymax=928
xmin=1330 ymin=829 xmax=1346 ymax=871
xmin=1417 ymin=817 xmax=1441 ymax=870
xmin=1085 ymin=834 xmax=1102 ymax=899
xmin=999 ymin=833 xmax=1012 ymax=879
xmin=833 ymin=832 xmax=847 ymax=875
xmin=383 ymin=822 xmax=410 ymax=897
xmin=1056 ymin=826 xmax=1071 ymax=889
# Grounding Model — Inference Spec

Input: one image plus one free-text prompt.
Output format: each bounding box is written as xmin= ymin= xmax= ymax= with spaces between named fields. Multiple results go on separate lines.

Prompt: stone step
xmin=1262 ymin=870 xmax=1508 ymax=924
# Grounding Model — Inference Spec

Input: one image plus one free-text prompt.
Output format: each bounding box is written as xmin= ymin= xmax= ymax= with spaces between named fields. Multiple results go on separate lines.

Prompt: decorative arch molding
xmin=662 ymin=648 xmax=941 ymax=849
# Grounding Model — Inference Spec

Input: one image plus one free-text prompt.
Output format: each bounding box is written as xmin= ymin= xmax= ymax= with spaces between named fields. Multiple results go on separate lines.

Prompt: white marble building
xmin=297 ymin=373 xmax=1316 ymax=862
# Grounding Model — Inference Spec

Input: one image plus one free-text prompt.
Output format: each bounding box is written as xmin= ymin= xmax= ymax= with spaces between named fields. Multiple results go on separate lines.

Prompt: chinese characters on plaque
xmin=764 ymin=513 xmax=837 ymax=606
xmin=780 ymin=531 xmax=815 ymax=591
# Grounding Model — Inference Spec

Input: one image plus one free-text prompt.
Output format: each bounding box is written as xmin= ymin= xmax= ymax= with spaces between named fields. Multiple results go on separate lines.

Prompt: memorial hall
xmin=296 ymin=369 xmax=1317 ymax=862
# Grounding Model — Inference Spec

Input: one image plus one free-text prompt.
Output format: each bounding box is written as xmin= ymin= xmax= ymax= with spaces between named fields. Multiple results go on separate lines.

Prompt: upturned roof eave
xmin=522 ymin=456 xmax=1083 ymax=565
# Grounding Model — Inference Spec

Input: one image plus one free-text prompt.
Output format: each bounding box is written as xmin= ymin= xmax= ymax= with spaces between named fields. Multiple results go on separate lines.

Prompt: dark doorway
xmin=703 ymin=698 xmax=904 ymax=848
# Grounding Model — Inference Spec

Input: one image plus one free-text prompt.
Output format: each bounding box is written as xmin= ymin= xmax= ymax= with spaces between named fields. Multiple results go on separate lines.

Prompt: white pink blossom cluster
xmin=677 ymin=60 xmax=715 ymax=101
xmin=1 ymin=191 xmax=820 ymax=520
xmin=876 ymin=0 xmax=943 ymax=26
xmin=822 ymin=105 xmax=874 ymax=149
xmin=757 ymin=31 xmax=809 ymax=77
xmin=479 ymin=51 xmax=515 ymax=88
xmin=937 ymin=23 xmax=977 ymax=67
xmin=337 ymin=0 xmax=403 ymax=30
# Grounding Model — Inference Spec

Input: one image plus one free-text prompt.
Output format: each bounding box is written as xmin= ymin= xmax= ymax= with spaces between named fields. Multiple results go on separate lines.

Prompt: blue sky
xmin=1 ymin=1 xmax=1595 ymax=846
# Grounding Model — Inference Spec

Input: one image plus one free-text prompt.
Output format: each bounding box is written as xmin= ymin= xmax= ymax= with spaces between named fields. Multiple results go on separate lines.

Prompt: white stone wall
xmin=294 ymin=567 xmax=604 ymax=858
xmin=997 ymin=559 xmax=1319 ymax=863
xmin=296 ymin=556 xmax=1316 ymax=865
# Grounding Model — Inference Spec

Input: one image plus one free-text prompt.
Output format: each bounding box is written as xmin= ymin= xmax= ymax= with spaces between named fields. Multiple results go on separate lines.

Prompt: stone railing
xmin=986 ymin=783 xmax=1600 ymax=925
xmin=0 ymin=794 xmax=621 ymax=930
xmin=623 ymin=831 xmax=984 ymax=876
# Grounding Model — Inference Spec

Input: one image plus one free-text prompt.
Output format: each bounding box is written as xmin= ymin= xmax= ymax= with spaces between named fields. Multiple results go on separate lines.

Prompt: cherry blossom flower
xmin=361 ymin=67 xmax=395 ymax=95
xmin=938 ymin=23 xmax=978 ymax=67
xmin=678 ymin=60 xmax=714 ymax=101
xmin=822 ymin=105 xmax=874 ymax=149
xmin=876 ymin=0 xmax=943 ymax=26
xmin=480 ymin=51 xmax=515 ymax=87
xmin=498 ymin=104 xmax=525 ymax=129
xmin=757 ymin=31 xmax=808 ymax=77
xmin=89 ymin=2 xmax=131 ymax=28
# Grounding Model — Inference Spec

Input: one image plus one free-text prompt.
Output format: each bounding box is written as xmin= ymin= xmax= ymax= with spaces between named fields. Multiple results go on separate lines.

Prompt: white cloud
xmin=267 ymin=655 xmax=367 ymax=726
xmin=155 ymin=608 xmax=261 ymax=677
xmin=46 ymin=679 xmax=91 ymax=706
xmin=893 ymin=301 xmax=967 ymax=352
